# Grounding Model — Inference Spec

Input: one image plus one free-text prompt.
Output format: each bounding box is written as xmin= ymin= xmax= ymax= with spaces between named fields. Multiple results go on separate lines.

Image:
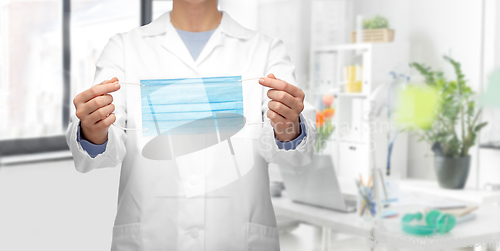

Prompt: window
xmin=1 ymin=0 xmax=63 ymax=141
xmin=0 ymin=0 xmax=149 ymax=157
xmin=71 ymin=0 xmax=140 ymax=99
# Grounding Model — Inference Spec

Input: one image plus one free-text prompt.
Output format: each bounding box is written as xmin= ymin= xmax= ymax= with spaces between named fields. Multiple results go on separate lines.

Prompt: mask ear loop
xmin=244 ymin=121 xmax=270 ymax=126
xmin=112 ymin=124 xmax=148 ymax=131
xmin=111 ymin=82 xmax=148 ymax=131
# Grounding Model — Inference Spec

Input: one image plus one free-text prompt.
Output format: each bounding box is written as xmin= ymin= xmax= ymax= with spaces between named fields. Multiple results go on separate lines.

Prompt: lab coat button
xmin=190 ymin=229 xmax=199 ymax=238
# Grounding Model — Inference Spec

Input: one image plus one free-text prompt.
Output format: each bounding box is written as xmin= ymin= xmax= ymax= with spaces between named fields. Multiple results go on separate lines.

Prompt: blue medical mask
xmin=140 ymin=76 xmax=245 ymax=137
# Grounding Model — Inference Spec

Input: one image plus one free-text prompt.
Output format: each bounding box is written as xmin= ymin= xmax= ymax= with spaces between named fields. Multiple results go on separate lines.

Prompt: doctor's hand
xmin=73 ymin=77 xmax=121 ymax=145
xmin=259 ymin=74 xmax=305 ymax=142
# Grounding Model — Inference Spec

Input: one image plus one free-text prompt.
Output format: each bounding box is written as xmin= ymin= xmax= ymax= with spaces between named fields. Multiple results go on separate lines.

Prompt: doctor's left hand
xmin=259 ymin=74 xmax=305 ymax=142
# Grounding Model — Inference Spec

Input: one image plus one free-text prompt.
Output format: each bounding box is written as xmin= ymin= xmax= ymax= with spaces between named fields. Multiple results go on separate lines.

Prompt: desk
xmin=337 ymin=178 xmax=500 ymax=205
xmin=272 ymin=195 xmax=372 ymax=237
xmin=400 ymin=179 xmax=500 ymax=205
xmin=272 ymin=195 xmax=500 ymax=251
xmin=374 ymin=205 xmax=500 ymax=251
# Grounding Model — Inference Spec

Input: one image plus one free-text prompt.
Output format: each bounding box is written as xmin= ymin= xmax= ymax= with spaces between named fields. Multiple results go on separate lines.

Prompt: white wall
xmin=497 ymin=0 xmax=500 ymax=69
xmin=218 ymin=0 xmax=259 ymax=30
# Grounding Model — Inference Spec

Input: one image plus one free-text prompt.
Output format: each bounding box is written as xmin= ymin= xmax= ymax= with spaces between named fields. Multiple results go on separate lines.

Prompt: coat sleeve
xmin=66 ymin=34 xmax=127 ymax=173
xmin=258 ymin=38 xmax=317 ymax=166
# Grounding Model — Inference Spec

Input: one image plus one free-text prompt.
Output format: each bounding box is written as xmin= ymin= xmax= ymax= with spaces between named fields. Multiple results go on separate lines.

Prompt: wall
xmin=497 ymin=0 xmax=500 ymax=69
xmin=218 ymin=0 xmax=259 ymax=30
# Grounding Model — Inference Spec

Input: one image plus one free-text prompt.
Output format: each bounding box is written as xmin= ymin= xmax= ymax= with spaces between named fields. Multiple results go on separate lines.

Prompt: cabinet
xmin=308 ymin=43 xmax=410 ymax=180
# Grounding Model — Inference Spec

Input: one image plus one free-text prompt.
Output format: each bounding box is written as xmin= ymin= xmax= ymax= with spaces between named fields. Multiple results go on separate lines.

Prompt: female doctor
xmin=66 ymin=0 xmax=316 ymax=250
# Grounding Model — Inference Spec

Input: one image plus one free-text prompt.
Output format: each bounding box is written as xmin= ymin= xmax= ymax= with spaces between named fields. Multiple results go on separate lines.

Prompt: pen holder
xmin=356 ymin=186 xmax=376 ymax=220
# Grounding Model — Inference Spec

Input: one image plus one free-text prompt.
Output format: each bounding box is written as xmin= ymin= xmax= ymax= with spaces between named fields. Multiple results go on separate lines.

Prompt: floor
xmin=0 ymin=159 xmax=485 ymax=251
xmin=0 ymin=159 xmax=119 ymax=251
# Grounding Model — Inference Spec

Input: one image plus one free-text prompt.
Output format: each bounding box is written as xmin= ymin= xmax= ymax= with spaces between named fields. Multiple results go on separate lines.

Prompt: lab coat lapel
xmin=196 ymin=12 xmax=254 ymax=67
xmin=195 ymin=28 xmax=223 ymax=67
xmin=161 ymin=18 xmax=198 ymax=73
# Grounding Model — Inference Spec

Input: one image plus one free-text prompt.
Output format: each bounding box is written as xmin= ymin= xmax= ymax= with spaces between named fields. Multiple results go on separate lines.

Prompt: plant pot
xmin=434 ymin=156 xmax=471 ymax=189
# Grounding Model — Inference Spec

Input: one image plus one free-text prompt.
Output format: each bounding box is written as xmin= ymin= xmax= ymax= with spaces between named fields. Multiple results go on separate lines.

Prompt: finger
xmin=95 ymin=77 xmax=119 ymax=86
xmin=266 ymin=109 xmax=286 ymax=125
xmin=87 ymin=104 xmax=115 ymax=124
xmin=100 ymin=77 xmax=119 ymax=85
xmin=81 ymin=94 xmax=113 ymax=115
xmin=267 ymin=73 xmax=283 ymax=81
xmin=95 ymin=113 xmax=116 ymax=130
xmin=268 ymin=100 xmax=296 ymax=120
xmin=74 ymin=78 xmax=118 ymax=106
xmin=80 ymin=81 xmax=120 ymax=102
xmin=259 ymin=78 xmax=303 ymax=98
xmin=267 ymin=89 xmax=296 ymax=108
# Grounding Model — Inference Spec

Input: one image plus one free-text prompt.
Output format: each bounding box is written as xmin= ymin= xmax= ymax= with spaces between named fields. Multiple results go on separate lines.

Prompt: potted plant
xmin=298 ymin=94 xmax=337 ymax=176
xmin=315 ymin=94 xmax=336 ymax=153
xmin=351 ymin=15 xmax=395 ymax=43
xmin=410 ymin=56 xmax=488 ymax=189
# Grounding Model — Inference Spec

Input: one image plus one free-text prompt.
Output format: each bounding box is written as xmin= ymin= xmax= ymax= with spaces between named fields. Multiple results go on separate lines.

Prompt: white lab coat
xmin=66 ymin=11 xmax=316 ymax=251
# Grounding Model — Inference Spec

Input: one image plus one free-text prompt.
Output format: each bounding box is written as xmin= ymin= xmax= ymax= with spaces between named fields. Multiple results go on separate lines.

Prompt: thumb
xmin=267 ymin=73 xmax=276 ymax=79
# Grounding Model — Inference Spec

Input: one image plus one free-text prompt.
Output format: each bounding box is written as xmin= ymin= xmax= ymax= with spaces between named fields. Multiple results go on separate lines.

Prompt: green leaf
xmin=474 ymin=122 xmax=488 ymax=132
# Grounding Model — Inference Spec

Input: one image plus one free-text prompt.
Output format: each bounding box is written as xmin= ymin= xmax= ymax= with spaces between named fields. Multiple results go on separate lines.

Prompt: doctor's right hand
xmin=74 ymin=77 xmax=121 ymax=145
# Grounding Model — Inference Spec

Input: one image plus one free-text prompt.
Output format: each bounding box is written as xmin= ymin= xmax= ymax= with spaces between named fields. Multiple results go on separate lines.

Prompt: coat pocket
xmin=245 ymin=222 xmax=280 ymax=251
xmin=111 ymin=223 xmax=142 ymax=251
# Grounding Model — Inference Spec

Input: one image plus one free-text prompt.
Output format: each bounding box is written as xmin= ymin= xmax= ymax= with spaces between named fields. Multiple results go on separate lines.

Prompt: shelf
xmin=335 ymin=92 xmax=367 ymax=98
xmin=314 ymin=42 xmax=409 ymax=53
xmin=315 ymin=43 xmax=370 ymax=52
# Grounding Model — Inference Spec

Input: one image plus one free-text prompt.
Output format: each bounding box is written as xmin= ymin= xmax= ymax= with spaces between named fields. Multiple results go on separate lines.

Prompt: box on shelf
xmin=351 ymin=29 xmax=395 ymax=43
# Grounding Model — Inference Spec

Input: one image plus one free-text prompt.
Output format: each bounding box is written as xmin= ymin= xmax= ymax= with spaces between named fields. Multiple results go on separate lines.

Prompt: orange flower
xmin=323 ymin=108 xmax=335 ymax=119
xmin=322 ymin=95 xmax=334 ymax=107
xmin=316 ymin=111 xmax=325 ymax=127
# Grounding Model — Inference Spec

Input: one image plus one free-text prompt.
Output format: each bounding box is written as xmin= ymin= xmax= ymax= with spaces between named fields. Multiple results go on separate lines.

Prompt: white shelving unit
xmin=308 ymin=42 xmax=410 ymax=181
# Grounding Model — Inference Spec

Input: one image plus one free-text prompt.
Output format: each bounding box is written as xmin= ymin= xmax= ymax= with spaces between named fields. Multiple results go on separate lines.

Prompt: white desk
xmin=400 ymin=179 xmax=500 ymax=205
xmin=272 ymin=194 xmax=373 ymax=237
xmin=272 ymin=194 xmax=500 ymax=251
xmin=337 ymin=178 xmax=500 ymax=205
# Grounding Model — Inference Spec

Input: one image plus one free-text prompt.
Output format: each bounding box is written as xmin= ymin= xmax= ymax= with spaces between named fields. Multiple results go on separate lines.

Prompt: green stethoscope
xmin=401 ymin=210 xmax=456 ymax=236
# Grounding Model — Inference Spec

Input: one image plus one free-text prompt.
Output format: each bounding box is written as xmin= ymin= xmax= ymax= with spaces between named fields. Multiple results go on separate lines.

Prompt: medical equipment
xmin=118 ymin=77 xmax=262 ymax=86
xmin=140 ymin=76 xmax=244 ymax=137
xmin=114 ymin=77 xmax=263 ymax=131
xmin=401 ymin=210 xmax=456 ymax=236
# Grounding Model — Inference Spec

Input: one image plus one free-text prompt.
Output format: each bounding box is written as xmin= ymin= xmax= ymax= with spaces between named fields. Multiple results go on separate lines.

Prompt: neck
xmin=171 ymin=0 xmax=221 ymax=32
